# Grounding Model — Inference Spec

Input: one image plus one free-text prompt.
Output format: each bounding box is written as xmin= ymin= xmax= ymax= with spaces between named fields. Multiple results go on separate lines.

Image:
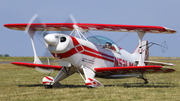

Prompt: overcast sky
xmin=1 ymin=0 xmax=180 ymax=57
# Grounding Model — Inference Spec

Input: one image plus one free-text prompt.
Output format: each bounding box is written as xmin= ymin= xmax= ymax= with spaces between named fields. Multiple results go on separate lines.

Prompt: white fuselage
xmin=45 ymin=33 xmax=139 ymax=78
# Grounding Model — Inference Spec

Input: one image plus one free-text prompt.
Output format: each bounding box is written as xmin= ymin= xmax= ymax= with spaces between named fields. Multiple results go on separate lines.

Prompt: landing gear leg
xmin=140 ymin=75 xmax=148 ymax=84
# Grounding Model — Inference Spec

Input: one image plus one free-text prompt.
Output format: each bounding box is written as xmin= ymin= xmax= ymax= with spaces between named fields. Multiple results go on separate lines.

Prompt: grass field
xmin=0 ymin=57 xmax=180 ymax=101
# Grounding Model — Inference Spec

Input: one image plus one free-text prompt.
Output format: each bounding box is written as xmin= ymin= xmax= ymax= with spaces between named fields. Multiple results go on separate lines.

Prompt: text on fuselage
xmin=115 ymin=57 xmax=134 ymax=67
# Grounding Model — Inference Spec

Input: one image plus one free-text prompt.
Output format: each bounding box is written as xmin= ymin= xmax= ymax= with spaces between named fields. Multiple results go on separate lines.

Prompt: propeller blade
xmin=25 ymin=14 xmax=39 ymax=33
xmin=69 ymin=14 xmax=77 ymax=24
xmin=25 ymin=14 xmax=54 ymax=74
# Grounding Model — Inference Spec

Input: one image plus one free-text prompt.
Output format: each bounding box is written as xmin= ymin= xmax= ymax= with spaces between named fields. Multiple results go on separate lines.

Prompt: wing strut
xmin=28 ymin=30 xmax=42 ymax=64
xmin=137 ymin=30 xmax=146 ymax=66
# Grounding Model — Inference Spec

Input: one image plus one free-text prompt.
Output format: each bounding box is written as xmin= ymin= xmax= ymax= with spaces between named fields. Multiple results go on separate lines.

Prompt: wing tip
xmin=164 ymin=27 xmax=177 ymax=34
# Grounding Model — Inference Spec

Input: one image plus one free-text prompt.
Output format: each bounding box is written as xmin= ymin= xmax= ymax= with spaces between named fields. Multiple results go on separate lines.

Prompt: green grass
xmin=0 ymin=57 xmax=180 ymax=101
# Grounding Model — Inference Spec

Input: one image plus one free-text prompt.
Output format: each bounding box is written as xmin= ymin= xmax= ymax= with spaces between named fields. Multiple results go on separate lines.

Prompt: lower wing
xmin=11 ymin=62 xmax=62 ymax=70
xmin=94 ymin=65 xmax=175 ymax=74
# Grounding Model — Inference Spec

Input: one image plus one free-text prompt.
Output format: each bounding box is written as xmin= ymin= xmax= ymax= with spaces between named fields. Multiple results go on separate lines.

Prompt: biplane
xmin=4 ymin=15 xmax=176 ymax=88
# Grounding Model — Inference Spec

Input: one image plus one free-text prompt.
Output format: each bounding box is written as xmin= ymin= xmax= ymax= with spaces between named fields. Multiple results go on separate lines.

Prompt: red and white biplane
xmin=4 ymin=15 xmax=176 ymax=88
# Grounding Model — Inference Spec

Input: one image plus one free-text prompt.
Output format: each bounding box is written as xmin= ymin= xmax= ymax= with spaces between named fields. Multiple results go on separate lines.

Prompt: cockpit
xmin=87 ymin=35 xmax=120 ymax=53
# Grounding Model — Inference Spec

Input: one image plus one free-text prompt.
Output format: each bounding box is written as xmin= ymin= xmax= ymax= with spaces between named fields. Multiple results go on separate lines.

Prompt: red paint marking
xmin=76 ymin=45 xmax=84 ymax=52
xmin=54 ymin=48 xmax=77 ymax=59
xmin=116 ymin=57 xmax=134 ymax=67
xmin=119 ymin=47 xmax=122 ymax=50
xmin=93 ymin=82 xmax=96 ymax=85
xmin=117 ymin=58 xmax=123 ymax=66
xmin=86 ymin=83 xmax=92 ymax=86
xmin=70 ymin=36 xmax=80 ymax=46
xmin=122 ymin=60 xmax=127 ymax=66
xmin=114 ymin=58 xmax=118 ymax=67
xmin=88 ymin=78 xmax=93 ymax=81
xmin=145 ymin=41 xmax=149 ymax=61
xmin=45 ymin=76 xmax=53 ymax=81
xmin=129 ymin=62 xmax=134 ymax=66
xmin=97 ymin=82 xmax=101 ymax=86
xmin=138 ymin=49 xmax=144 ymax=53
xmin=43 ymin=82 xmax=50 ymax=84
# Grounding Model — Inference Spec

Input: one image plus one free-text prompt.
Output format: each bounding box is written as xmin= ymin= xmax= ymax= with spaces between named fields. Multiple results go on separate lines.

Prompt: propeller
xmin=25 ymin=14 xmax=55 ymax=74
xmin=25 ymin=14 xmax=78 ymax=74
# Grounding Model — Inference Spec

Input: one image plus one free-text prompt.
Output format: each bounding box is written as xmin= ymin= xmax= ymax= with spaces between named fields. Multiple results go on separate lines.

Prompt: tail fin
xmin=132 ymin=40 xmax=149 ymax=61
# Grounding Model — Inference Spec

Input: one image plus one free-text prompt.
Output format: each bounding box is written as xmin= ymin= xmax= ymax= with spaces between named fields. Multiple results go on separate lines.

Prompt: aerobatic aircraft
xmin=4 ymin=15 xmax=176 ymax=88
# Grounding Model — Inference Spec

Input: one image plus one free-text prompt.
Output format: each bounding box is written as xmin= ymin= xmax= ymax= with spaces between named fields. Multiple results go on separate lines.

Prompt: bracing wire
xmin=115 ymin=32 xmax=131 ymax=44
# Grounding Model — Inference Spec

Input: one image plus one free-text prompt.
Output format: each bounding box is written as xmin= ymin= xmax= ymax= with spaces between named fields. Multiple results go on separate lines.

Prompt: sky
xmin=0 ymin=0 xmax=180 ymax=57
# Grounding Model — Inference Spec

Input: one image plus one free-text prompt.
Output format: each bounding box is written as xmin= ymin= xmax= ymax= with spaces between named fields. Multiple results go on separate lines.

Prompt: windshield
xmin=87 ymin=35 xmax=120 ymax=52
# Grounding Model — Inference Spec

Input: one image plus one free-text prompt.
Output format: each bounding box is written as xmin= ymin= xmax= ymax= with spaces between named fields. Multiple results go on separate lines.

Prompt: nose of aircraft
xmin=44 ymin=34 xmax=58 ymax=46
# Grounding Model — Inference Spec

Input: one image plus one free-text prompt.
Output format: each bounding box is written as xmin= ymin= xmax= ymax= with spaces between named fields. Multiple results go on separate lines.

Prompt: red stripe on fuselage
xmin=81 ymin=51 xmax=114 ymax=62
xmin=51 ymin=36 xmax=115 ymax=63
xmin=70 ymin=36 xmax=80 ymax=46
xmin=52 ymin=46 xmax=115 ymax=63
xmin=83 ymin=45 xmax=114 ymax=59
xmin=53 ymin=48 xmax=78 ymax=59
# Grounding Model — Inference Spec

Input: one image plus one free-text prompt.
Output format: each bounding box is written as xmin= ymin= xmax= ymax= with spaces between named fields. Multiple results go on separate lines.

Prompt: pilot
xmin=105 ymin=42 xmax=112 ymax=49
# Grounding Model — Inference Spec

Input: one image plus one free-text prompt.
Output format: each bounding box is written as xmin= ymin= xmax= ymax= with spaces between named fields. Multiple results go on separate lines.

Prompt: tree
xmin=4 ymin=54 xmax=9 ymax=57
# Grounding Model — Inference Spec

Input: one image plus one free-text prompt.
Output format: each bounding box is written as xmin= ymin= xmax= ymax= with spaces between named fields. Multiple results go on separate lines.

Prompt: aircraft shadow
xmin=54 ymin=84 xmax=87 ymax=88
xmin=18 ymin=84 xmax=86 ymax=88
xmin=18 ymin=82 xmax=176 ymax=88
xmin=104 ymin=82 xmax=177 ymax=88
xmin=18 ymin=84 xmax=44 ymax=87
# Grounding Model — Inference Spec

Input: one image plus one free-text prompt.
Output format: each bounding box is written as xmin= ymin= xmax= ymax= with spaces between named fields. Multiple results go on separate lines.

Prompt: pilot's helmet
xmin=105 ymin=42 xmax=112 ymax=48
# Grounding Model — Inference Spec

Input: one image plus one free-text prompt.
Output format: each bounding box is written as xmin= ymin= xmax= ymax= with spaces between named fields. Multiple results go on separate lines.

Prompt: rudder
xmin=132 ymin=40 xmax=149 ymax=61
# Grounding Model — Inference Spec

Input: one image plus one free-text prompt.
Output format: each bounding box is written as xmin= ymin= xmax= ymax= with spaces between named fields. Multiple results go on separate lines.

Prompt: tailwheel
xmin=139 ymin=75 xmax=149 ymax=84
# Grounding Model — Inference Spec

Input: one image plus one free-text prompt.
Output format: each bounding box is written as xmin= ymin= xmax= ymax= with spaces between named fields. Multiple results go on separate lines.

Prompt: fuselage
xmin=45 ymin=33 xmax=138 ymax=78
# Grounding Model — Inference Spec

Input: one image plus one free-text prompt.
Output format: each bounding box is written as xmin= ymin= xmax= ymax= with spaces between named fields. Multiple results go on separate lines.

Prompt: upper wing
xmin=4 ymin=23 xmax=176 ymax=34
xmin=94 ymin=65 xmax=175 ymax=74
xmin=11 ymin=62 xmax=62 ymax=70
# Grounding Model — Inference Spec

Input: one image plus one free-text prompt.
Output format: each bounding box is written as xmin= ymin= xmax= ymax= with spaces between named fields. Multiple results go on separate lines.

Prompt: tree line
xmin=0 ymin=54 xmax=10 ymax=57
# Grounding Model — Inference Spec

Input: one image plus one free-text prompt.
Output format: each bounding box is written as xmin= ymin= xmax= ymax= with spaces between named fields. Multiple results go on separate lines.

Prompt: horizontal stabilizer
xmin=94 ymin=65 xmax=175 ymax=74
xmin=135 ymin=60 xmax=175 ymax=66
xmin=11 ymin=62 xmax=62 ymax=70
xmin=4 ymin=23 xmax=176 ymax=34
